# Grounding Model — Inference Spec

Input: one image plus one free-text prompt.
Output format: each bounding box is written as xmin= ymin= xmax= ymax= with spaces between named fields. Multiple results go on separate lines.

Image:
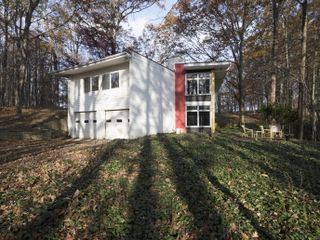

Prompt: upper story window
xmin=102 ymin=73 xmax=110 ymax=90
xmin=111 ymin=72 xmax=119 ymax=88
xmin=84 ymin=71 xmax=120 ymax=93
xmin=92 ymin=76 xmax=99 ymax=91
xmin=186 ymin=72 xmax=211 ymax=95
xmin=84 ymin=77 xmax=90 ymax=93
xmin=101 ymin=72 xmax=119 ymax=90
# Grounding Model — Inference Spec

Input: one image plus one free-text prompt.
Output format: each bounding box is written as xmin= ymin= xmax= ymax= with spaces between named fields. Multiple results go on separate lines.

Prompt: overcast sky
xmin=125 ymin=0 xmax=177 ymax=37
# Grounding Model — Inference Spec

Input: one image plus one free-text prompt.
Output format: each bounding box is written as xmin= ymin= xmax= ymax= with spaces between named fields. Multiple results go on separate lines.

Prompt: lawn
xmin=0 ymin=130 xmax=319 ymax=239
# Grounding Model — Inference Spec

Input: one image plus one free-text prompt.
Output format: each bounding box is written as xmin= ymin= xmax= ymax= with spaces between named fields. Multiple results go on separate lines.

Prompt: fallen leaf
xmin=65 ymin=233 xmax=73 ymax=240
xmin=252 ymin=231 xmax=259 ymax=239
xmin=73 ymin=189 xmax=80 ymax=198
xmin=241 ymin=232 xmax=249 ymax=240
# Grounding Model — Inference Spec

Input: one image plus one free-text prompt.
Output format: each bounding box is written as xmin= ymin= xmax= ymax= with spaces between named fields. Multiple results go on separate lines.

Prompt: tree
xmin=297 ymin=0 xmax=308 ymax=140
xmin=73 ymin=0 xmax=161 ymax=58
xmin=270 ymin=0 xmax=284 ymax=104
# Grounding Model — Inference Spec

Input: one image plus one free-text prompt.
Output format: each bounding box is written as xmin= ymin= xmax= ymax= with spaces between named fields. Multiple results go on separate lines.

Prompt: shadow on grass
xmin=173 ymin=134 xmax=275 ymax=240
xmin=0 ymin=140 xmax=83 ymax=166
xmin=125 ymin=136 xmax=160 ymax=239
xmin=158 ymin=134 xmax=227 ymax=239
xmin=15 ymin=140 xmax=123 ymax=239
xmin=216 ymin=134 xmax=320 ymax=199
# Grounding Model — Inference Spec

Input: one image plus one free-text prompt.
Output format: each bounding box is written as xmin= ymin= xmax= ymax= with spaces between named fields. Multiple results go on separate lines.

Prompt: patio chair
xmin=241 ymin=125 xmax=254 ymax=138
xmin=269 ymin=124 xmax=283 ymax=139
xmin=255 ymin=125 xmax=272 ymax=139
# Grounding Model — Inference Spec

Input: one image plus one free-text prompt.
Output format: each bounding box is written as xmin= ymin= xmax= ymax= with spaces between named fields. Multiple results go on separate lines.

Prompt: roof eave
xmin=183 ymin=62 xmax=231 ymax=71
xmin=55 ymin=52 xmax=130 ymax=77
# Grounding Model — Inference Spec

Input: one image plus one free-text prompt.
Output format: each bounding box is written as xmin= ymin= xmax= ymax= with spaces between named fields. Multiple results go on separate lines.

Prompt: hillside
xmin=0 ymin=108 xmax=67 ymax=139
xmin=0 ymin=130 xmax=319 ymax=239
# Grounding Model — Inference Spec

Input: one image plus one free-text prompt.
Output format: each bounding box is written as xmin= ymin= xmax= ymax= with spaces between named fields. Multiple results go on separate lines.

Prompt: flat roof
xmin=182 ymin=62 xmax=230 ymax=71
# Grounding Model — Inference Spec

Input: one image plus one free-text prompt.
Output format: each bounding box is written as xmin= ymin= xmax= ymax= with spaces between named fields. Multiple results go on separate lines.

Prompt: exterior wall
xmin=175 ymin=64 xmax=186 ymax=133
xmin=129 ymin=52 xmax=175 ymax=138
xmin=68 ymin=62 xmax=129 ymax=139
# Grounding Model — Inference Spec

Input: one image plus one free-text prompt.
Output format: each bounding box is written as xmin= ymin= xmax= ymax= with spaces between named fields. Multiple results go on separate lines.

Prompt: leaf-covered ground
xmin=1 ymin=130 xmax=320 ymax=239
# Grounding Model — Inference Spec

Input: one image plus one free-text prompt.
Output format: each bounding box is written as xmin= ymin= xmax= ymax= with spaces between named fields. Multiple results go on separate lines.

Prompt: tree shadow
xmin=0 ymin=139 xmax=83 ymax=166
xmin=158 ymin=134 xmax=227 ymax=239
xmin=14 ymin=139 xmax=123 ymax=239
xmin=216 ymin=134 xmax=320 ymax=199
xmin=174 ymin=134 xmax=275 ymax=239
xmin=125 ymin=136 xmax=160 ymax=239
xmin=248 ymin=141 xmax=320 ymax=198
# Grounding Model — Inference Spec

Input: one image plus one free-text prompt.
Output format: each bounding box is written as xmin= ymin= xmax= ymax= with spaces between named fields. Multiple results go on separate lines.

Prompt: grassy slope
xmin=0 ymin=130 xmax=319 ymax=239
xmin=0 ymin=107 xmax=66 ymax=131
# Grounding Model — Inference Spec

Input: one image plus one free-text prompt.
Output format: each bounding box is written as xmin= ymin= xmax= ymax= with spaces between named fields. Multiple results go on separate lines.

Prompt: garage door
xmin=105 ymin=110 xmax=129 ymax=139
xmin=74 ymin=112 xmax=97 ymax=138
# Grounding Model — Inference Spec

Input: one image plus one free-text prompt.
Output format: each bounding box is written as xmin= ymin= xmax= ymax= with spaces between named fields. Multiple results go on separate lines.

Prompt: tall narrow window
xmin=111 ymin=72 xmax=119 ymax=88
xmin=199 ymin=79 xmax=210 ymax=94
xmin=102 ymin=73 xmax=110 ymax=90
xmin=187 ymin=80 xmax=197 ymax=95
xmin=187 ymin=112 xmax=197 ymax=126
xmin=199 ymin=112 xmax=210 ymax=126
xmin=92 ymin=76 xmax=99 ymax=91
xmin=84 ymin=77 xmax=90 ymax=93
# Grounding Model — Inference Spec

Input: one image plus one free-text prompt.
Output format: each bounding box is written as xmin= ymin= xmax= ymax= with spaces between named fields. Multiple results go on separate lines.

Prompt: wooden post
xmin=211 ymin=70 xmax=216 ymax=134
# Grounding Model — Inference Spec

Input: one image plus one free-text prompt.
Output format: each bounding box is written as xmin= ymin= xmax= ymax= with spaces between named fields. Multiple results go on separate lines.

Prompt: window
xmin=199 ymin=105 xmax=210 ymax=111
xmin=116 ymin=119 xmax=122 ymax=123
xmin=187 ymin=112 xmax=197 ymax=126
xmin=187 ymin=80 xmax=197 ymax=95
xmin=199 ymin=79 xmax=210 ymax=94
xmin=102 ymin=73 xmax=110 ymax=90
xmin=185 ymin=72 xmax=211 ymax=95
xmin=186 ymin=105 xmax=210 ymax=127
xmin=186 ymin=73 xmax=197 ymax=79
xmin=187 ymin=106 xmax=197 ymax=111
xmin=199 ymin=112 xmax=210 ymax=126
xmin=101 ymin=72 xmax=119 ymax=90
xmin=84 ymin=77 xmax=90 ymax=93
xmin=111 ymin=72 xmax=119 ymax=88
xmin=92 ymin=76 xmax=99 ymax=91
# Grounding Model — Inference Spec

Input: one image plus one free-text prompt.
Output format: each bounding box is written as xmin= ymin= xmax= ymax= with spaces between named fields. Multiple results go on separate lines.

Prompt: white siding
xmin=128 ymin=52 xmax=175 ymax=138
xmin=68 ymin=62 xmax=129 ymax=138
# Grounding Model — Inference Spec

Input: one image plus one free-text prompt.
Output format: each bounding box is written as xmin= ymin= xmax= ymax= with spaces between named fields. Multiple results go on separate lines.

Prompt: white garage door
xmin=105 ymin=110 xmax=129 ymax=139
xmin=74 ymin=112 xmax=97 ymax=139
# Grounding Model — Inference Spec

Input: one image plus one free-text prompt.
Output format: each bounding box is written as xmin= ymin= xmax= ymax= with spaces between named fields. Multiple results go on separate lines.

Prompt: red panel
xmin=175 ymin=64 xmax=186 ymax=132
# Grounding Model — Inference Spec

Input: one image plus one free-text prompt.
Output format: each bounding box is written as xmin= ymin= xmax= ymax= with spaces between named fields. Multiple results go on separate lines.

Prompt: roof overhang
xmin=55 ymin=52 xmax=130 ymax=77
xmin=183 ymin=62 xmax=230 ymax=71
xmin=182 ymin=62 xmax=231 ymax=91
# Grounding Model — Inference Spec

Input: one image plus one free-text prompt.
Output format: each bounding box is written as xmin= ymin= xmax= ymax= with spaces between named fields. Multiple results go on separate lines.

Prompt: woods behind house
xmin=0 ymin=0 xmax=319 ymax=140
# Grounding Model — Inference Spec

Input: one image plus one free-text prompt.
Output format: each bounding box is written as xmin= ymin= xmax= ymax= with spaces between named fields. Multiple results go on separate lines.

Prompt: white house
xmin=58 ymin=51 xmax=229 ymax=139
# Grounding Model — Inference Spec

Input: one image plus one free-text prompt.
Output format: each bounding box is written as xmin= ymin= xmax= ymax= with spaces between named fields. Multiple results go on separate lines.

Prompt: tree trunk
xmin=298 ymin=0 xmax=308 ymax=140
xmin=283 ymin=17 xmax=292 ymax=108
xmin=270 ymin=0 xmax=280 ymax=105
xmin=311 ymin=50 xmax=318 ymax=141
xmin=1 ymin=1 xmax=9 ymax=106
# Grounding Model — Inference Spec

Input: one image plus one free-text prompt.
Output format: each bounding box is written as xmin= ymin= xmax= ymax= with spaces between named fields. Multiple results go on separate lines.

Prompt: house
xmin=58 ymin=51 xmax=229 ymax=139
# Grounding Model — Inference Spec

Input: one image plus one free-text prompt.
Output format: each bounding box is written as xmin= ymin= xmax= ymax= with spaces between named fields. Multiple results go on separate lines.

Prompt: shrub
xmin=260 ymin=104 xmax=298 ymax=125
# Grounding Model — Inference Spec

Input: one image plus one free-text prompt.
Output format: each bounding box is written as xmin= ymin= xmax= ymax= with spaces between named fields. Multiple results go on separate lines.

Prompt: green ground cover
xmin=1 ymin=130 xmax=319 ymax=239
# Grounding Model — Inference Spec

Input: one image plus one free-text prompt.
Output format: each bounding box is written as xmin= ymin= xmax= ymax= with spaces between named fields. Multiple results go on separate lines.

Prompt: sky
xmin=125 ymin=0 xmax=177 ymax=37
